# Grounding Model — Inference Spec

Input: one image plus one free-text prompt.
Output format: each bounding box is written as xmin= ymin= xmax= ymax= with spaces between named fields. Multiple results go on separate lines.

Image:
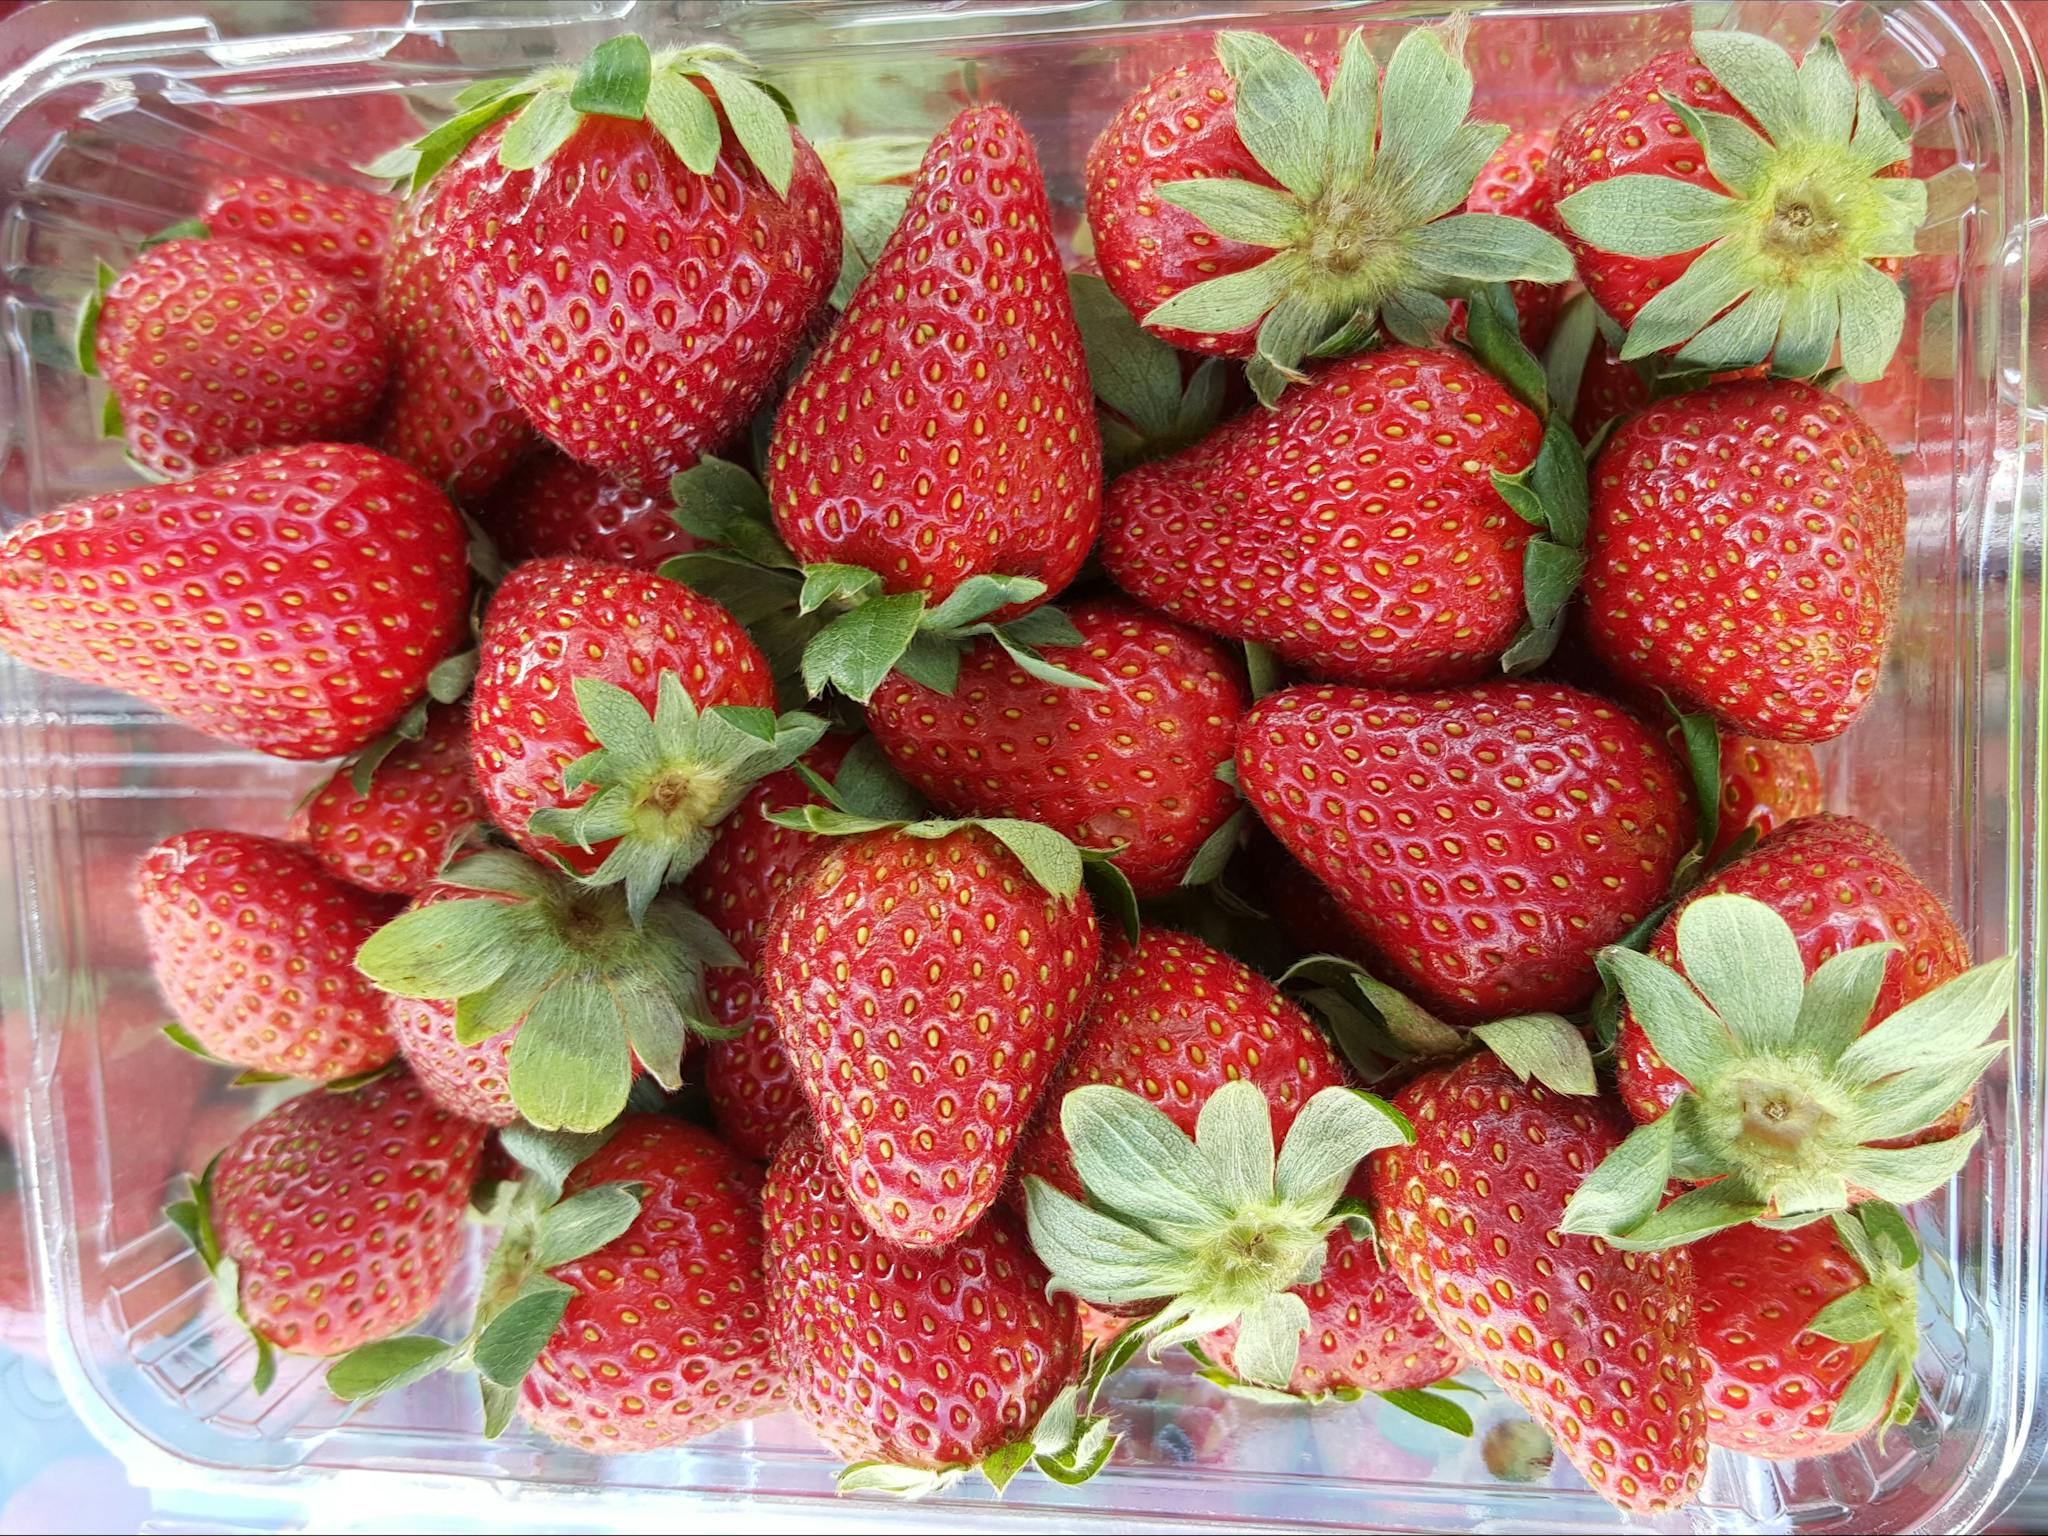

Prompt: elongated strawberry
xmin=866 ymin=599 xmax=1246 ymax=896
xmin=1694 ymin=1203 xmax=1926 ymax=1459
xmin=139 ymin=829 xmax=402 ymax=1082
xmin=476 ymin=449 xmax=698 ymax=572
xmin=84 ymin=238 xmax=389 ymax=479
xmin=358 ymin=847 xmax=739 ymax=1133
xmin=370 ymin=185 xmax=536 ymax=502
xmin=761 ymin=819 xmax=1101 ymax=1247
xmin=392 ymin=38 xmax=838 ymax=495
xmin=0 ymin=444 xmax=469 ymax=760
xmin=764 ymin=1130 xmax=1110 ymax=1496
xmin=1553 ymin=33 xmax=1924 ymax=379
xmin=1371 ymin=1050 xmax=1708 ymax=1515
xmin=167 ymin=1072 xmax=484 ymax=1389
xmin=1085 ymin=28 xmax=1570 ymax=398
xmin=1102 ymin=346 xmax=1550 ymax=687
xmin=469 ymin=556 xmax=824 ymax=920
xmin=1583 ymin=378 xmax=1905 ymax=743
xmin=289 ymin=702 xmax=483 ymax=896
xmin=199 ymin=173 xmax=395 ymax=305
xmin=1237 ymin=682 xmax=1693 ymax=1022
xmin=1713 ymin=734 xmax=1824 ymax=860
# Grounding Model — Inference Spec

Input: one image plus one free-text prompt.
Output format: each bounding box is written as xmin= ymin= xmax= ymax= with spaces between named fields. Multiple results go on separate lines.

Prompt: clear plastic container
xmin=0 ymin=1 xmax=2041 ymax=1529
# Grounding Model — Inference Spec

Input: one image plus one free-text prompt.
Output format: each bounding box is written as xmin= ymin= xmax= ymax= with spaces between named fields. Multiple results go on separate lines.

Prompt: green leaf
xmin=499 ymin=1122 xmax=614 ymax=1204
xmin=1144 ymin=254 xmax=1300 ymax=336
xmin=355 ymin=897 xmax=524 ymax=999
xmin=138 ymin=217 xmax=211 ymax=252
xmin=1376 ymin=1387 xmax=1475 ymax=1437
xmin=1770 ymin=280 xmax=1840 ymax=380
xmin=696 ymin=63 xmax=796 ymax=198
xmin=1231 ymin=1291 xmax=1310 ymax=1390
xmin=989 ymin=628 xmax=1107 ymax=694
xmin=1620 ymin=236 xmax=1759 ymax=360
xmin=570 ymin=34 xmax=653 ymax=119
xmin=1675 ymin=285 xmax=1786 ymax=371
xmin=1214 ymin=31 xmax=1330 ymax=202
xmin=1837 ymin=955 xmax=2015 ymax=1081
xmin=1672 ymin=893 xmax=1807 ymax=1053
xmin=1068 ymin=272 xmax=1184 ymax=439
xmin=1498 ymin=536 xmax=1583 ymax=674
xmin=409 ymin=94 xmax=529 ymax=190
xmin=923 ymin=574 xmax=1045 ymax=632
xmin=357 ymin=142 xmax=423 ymax=181
xmin=1848 ymin=79 xmax=1914 ymax=174
xmin=799 ymin=562 xmax=883 ymax=616
xmin=160 ymin=1021 xmax=226 ymax=1065
xmin=76 ymin=260 xmax=117 ymax=376
xmin=1670 ymin=102 xmax=1773 ymax=200
xmin=533 ymin=1181 xmax=642 ymax=1270
xmin=1557 ymin=175 xmax=1743 ymax=259
xmin=1379 ymin=287 xmax=1451 ymax=348
xmin=1597 ymin=944 xmax=1734 ymax=1090
xmin=1854 ymin=1043 xmax=2005 ymax=1145
xmin=1806 ymin=1286 xmax=1887 ymax=1345
xmin=1243 ymin=642 xmax=1282 ymax=700
xmin=978 ymin=818 xmax=1084 ymax=900
xmin=1835 ymin=262 xmax=1907 ymax=383
xmin=979 ymin=1437 xmax=1036 ymax=1494
xmin=1542 ymin=293 xmax=1599 ymax=426
xmin=1837 ymin=1126 xmax=1983 ymax=1204
xmin=1470 ymin=1013 xmax=1596 ymax=1096
xmin=1393 ymin=119 xmax=1509 ymax=228
xmin=802 ymin=592 xmax=926 ymax=702
xmin=252 ymin=1334 xmax=277 ymax=1395
xmin=1181 ymin=807 xmax=1250 ymax=888
xmin=1463 ymin=284 xmax=1546 ymax=414
xmin=479 ymin=1379 xmax=520 ymax=1440
xmin=1155 ymin=179 xmax=1306 ymax=249
xmin=1797 ymin=35 xmax=1857 ymax=141
xmin=506 ymin=982 xmax=634 ymax=1133
xmin=1193 ymin=1079 xmax=1276 ymax=1211
xmin=646 ymin=67 xmax=722 ymax=175
xmin=1374 ymin=26 xmax=1475 ymax=203
xmin=1021 ymin=1176 xmax=1193 ymax=1306
xmin=837 ymin=1463 xmax=962 ymax=1498
xmin=995 ymin=605 xmax=1083 ymax=650
xmin=1858 ymin=1201 xmax=1921 ymax=1272
xmin=1272 ymin=1087 xmax=1410 ymax=1215
xmin=453 ymin=76 xmax=524 ymax=113
xmin=1827 ymin=1340 xmax=1908 ymax=1438
xmin=830 ymin=737 xmax=926 ymax=822
xmin=1081 ymin=856 xmax=1142 ymax=946
xmin=1558 ymin=1112 xmax=1677 ymax=1237
xmin=832 ymin=181 xmax=913 ymax=308
xmin=1034 ymin=1412 xmax=1119 ymax=1486
xmin=1407 ymin=213 xmax=1573 ymax=285
xmin=1604 ymin=1178 xmax=1768 ymax=1250
xmin=498 ymin=88 xmax=579 ymax=171
xmin=473 ymin=1274 xmax=575 ymax=1387
xmin=1692 ymin=30 xmax=1805 ymax=149
xmin=1792 ymin=941 xmax=1896 ymax=1063
xmin=1062 ymin=1085 xmax=1232 ymax=1230
xmin=1321 ymin=29 xmax=1378 ymax=196
xmin=669 ymin=457 xmax=790 ymax=567
xmin=1669 ymin=706 xmax=1722 ymax=860
xmin=326 ymin=1336 xmax=460 ymax=1401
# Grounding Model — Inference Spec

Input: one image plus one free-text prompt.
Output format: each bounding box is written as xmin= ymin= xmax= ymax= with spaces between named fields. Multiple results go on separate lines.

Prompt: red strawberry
xmin=763 ymin=1129 xmax=1090 ymax=1490
xmin=865 ymin=599 xmax=1246 ymax=897
xmin=1084 ymin=29 xmax=1570 ymax=386
xmin=1582 ymin=378 xmax=1907 ymax=742
xmin=1370 ymin=1052 xmax=1709 ymax=1514
xmin=199 ymin=173 xmax=396 ymax=306
xmin=1552 ymin=35 xmax=1922 ymax=379
xmin=477 ymin=449 xmax=699 ymax=572
xmin=1464 ymin=131 xmax=1565 ymax=351
xmin=138 ymin=829 xmax=403 ymax=1082
xmin=169 ymin=1072 xmax=484 ymax=1383
xmin=288 ymin=702 xmax=484 ymax=896
xmin=89 ymin=239 xmax=389 ymax=479
xmin=0 ymin=444 xmax=470 ymax=760
xmin=682 ymin=736 xmax=853 ymax=1161
xmin=762 ymin=823 xmax=1102 ymax=1246
xmin=1101 ymin=346 xmax=1545 ymax=687
xmin=1713 ymin=734 xmax=1824 ymax=861
xmin=370 ymin=185 xmax=537 ymax=502
xmin=1693 ymin=1205 xmax=1924 ymax=1459
xmin=768 ymin=105 xmax=1098 ymax=631
xmin=1237 ymin=682 xmax=1693 ymax=1022
xmin=470 ymin=556 xmax=821 ymax=919
xmin=428 ymin=42 xmax=839 ymax=494
xmin=520 ymin=1117 xmax=783 ymax=1451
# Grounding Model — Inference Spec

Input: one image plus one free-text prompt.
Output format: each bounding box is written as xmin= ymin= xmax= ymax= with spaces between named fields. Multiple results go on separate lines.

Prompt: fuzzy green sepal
xmin=164 ymin=1153 xmax=277 ymax=1395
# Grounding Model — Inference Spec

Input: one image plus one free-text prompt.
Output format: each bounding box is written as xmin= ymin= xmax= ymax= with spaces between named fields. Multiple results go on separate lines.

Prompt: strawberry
xmin=476 ymin=449 xmax=699 ymax=572
xmin=138 ymin=829 xmax=403 ymax=1082
xmin=1694 ymin=1203 xmax=1926 ymax=1459
xmin=1083 ymin=28 xmax=1569 ymax=399
xmin=403 ymin=39 xmax=839 ymax=495
xmin=289 ymin=701 xmax=484 ymax=896
xmin=763 ymin=1129 xmax=1107 ymax=1495
xmin=167 ymin=1071 xmax=484 ymax=1388
xmin=1580 ymin=377 xmax=1906 ymax=743
xmin=1370 ymin=1050 xmax=1709 ymax=1515
xmin=1236 ymin=682 xmax=1694 ymax=1022
xmin=1102 ymin=346 xmax=1552 ymax=687
xmin=1713 ymin=734 xmax=1824 ymax=861
xmin=198 ymin=173 xmax=395 ymax=306
xmin=1552 ymin=33 xmax=1924 ymax=379
xmin=761 ymin=821 xmax=1101 ymax=1247
xmin=681 ymin=735 xmax=853 ymax=1161
xmin=85 ymin=238 xmax=389 ymax=479
xmin=358 ymin=847 xmax=741 ymax=1133
xmin=762 ymin=105 xmax=1100 ymax=699
xmin=469 ymin=555 xmax=823 ymax=920
xmin=1462 ymin=131 xmax=1565 ymax=352
xmin=0 ymin=444 xmax=470 ymax=760
xmin=865 ymin=599 xmax=1247 ymax=897
xmin=369 ymin=185 xmax=537 ymax=502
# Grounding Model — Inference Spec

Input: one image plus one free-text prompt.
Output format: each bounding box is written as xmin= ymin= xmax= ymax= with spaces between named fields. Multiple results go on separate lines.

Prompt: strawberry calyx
xmin=1556 ymin=31 xmax=1925 ymax=381
xmin=354 ymin=849 xmax=741 ymax=1133
xmin=816 ymin=134 xmax=927 ymax=309
xmin=1139 ymin=27 xmax=1571 ymax=404
xmin=1180 ymin=1339 xmax=1476 ymax=1435
xmin=327 ymin=1122 xmax=644 ymax=1437
xmin=1808 ymin=1202 xmax=1924 ymax=1443
xmin=838 ymin=1369 xmax=1122 ymax=1498
xmin=1068 ymin=272 xmax=1230 ymax=476
xmin=164 ymin=1152 xmax=278 ymax=1394
xmin=1562 ymin=893 xmax=2015 ymax=1248
xmin=1021 ymin=1080 xmax=1411 ymax=1394
xmin=362 ymin=35 xmax=801 ymax=199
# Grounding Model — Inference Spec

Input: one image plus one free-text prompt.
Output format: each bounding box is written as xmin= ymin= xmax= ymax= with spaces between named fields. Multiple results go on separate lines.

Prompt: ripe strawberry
xmin=1101 ymin=346 xmax=1545 ymax=687
xmin=865 ymin=599 xmax=1246 ymax=897
xmin=767 ymin=105 xmax=1099 ymax=640
xmin=1237 ymin=682 xmax=1693 ymax=1022
xmin=682 ymin=736 xmax=852 ymax=1161
xmin=370 ymin=186 xmax=536 ymax=502
xmin=87 ymin=238 xmax=389 ymax=479
xmin=1464 ymin=131 xmax=1565 ymax=351
xmin=0 ymin=444 xmax=470 ymax=760
xmin=1370 ymin=1051 xmax=1709 ymax=1515
xmin=1582 ymin=378 xmax=1906 ymax=743
xmin=288 ymin=702 xmax=483 ymax=896
xmin=1693 ymin=1204 xmax=1925 ymax=1459
xmin=762 ymin=823 xmax=1101 ymax=1246
xmin=1713 ymin=734 xmax=1824 ymax=861
xmin=1084 ymin=28 xmax=1569 ymax=393
xmin=199 ymin=173 xmax=395 ymax=306
xmin=1552 ymin=34 xmax=1923 ymax=379
xmin=168 ymin=1072 xmax=484 ymax=1386
xmin=470 ymin=555 xmax=822 ymax=919
xmin=763 ymin=1129 xmax=1093 ymax=1491
xmin=138 ymin=829 xmax=402 ymax=1082
xmin=477 ymin=449 xmax=699 ymax=572
xmin=424 ymin=40 xmax=839 ymax=494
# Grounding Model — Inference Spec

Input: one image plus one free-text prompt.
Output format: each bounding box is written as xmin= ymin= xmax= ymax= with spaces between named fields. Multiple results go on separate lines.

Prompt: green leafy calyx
xmin=164 ymin=1155 xmax=278 ymax=1395
xmin=838 ymin=1379 xmax=1120 ymax=1498
xmin=1811 ymin=1202 xmax=1924 ymax=1443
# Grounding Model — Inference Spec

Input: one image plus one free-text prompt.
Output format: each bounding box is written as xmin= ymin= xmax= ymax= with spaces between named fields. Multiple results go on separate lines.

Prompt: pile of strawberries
xmin=0 ymin=21 xmax=2015 ymax=1518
